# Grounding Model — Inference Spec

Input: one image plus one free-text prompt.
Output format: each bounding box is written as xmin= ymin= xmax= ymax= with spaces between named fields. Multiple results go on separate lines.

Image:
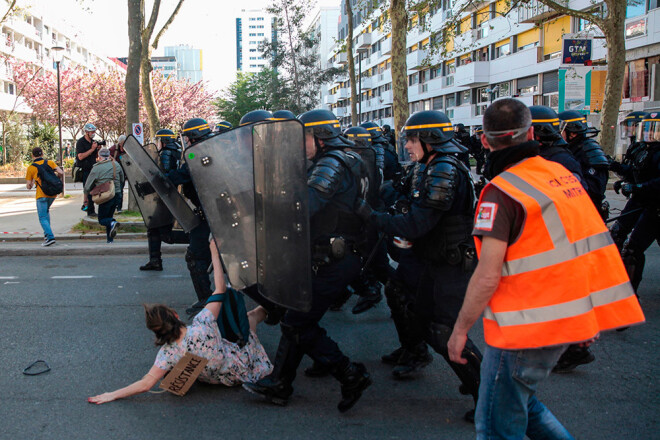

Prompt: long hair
xmin=143 ymin=304 xmax=186 ymax=346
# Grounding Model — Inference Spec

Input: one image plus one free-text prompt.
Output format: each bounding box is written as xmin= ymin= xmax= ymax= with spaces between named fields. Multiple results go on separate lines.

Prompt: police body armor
xmin=631 ymin=143 xmax=660 ymax=206
xmin=185 ymin=120 xmax=313 ymax=312
xmin=308 ymin=149 xmax=368 ymax=246
xmin=346 ymin=144 xmax=381 ymax=208
xmin=158 ymin=143 xmax=181 ymax=174
xmin=414 ymin=154 xmax=475 ymax=268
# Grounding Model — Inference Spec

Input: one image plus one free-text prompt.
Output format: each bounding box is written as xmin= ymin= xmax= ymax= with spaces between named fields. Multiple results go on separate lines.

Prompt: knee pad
xmin=426 ymin=322 xmax=452 ymax=356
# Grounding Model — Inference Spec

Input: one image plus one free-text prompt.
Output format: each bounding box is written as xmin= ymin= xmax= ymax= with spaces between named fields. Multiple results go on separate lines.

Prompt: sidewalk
xmin=0 ymin=240 xmax=186 ymax=256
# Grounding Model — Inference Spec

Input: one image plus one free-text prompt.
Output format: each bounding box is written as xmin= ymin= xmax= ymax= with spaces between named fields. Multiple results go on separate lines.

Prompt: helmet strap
xmin=420 ymin=140 xmax=434 ymax=163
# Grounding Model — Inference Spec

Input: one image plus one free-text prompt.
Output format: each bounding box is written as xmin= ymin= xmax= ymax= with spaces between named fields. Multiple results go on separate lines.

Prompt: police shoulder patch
xmin=475 ymin=202 xmax=497 ymax=231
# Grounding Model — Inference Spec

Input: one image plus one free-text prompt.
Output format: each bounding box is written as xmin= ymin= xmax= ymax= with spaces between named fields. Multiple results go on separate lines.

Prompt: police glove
xmin=621 ymin=183 xmax=641 ymax=198
xmin=608 ymin=158 xmax=623 ymax=174
xmin=613 ymin=180 xmax=623 ymax=194
xmin=355 ymin=198 xmax=373 ymax=222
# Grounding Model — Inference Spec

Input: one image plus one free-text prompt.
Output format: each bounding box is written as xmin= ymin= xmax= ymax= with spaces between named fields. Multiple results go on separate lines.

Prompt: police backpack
xmin=32 ymin=159 xmax=63 ymax=196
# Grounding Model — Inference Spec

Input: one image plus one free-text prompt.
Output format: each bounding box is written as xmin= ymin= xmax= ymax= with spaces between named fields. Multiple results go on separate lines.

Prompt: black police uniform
xmin=140 ymin=136 xmax=188 ymax=271
xmin=621 ymin=140 xmax=660 ymax=293
xmin=244 ymin=110 xmax=371 ymax=413
xmin=454 ymin=126 xmax=472 ymax=169
xmin=359 ymin=111 xmax=482 ymax=419
xmin=468 ymin=132 xmax=485 ymax=175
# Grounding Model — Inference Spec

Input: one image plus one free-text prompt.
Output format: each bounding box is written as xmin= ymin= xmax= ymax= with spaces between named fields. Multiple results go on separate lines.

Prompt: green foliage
xmin=1 ymin=112 xmax=28 ymax=165
xmin=27 ymin=122 xmax=59 ymax=160
xmin=214 ymin=70 xmax=284 ymax=126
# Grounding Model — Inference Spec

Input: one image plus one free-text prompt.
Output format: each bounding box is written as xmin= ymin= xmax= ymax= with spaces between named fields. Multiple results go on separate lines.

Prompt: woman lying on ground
xmin=88 ymin=241 xmax=273 ymax=404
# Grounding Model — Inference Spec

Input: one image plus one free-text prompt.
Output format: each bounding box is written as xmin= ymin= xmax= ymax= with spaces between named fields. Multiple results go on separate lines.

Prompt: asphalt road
xmin=1 ymin=250 xmax=658 ymax=440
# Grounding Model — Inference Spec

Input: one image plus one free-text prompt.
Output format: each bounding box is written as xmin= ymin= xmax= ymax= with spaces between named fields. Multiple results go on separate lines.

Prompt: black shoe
xmin=335 ymin=362 xmax=372 ymax=413
xmin=392 ymin=347 xmax=433 ymax=380
xmin=552 ymin=346 xmax=595 ymax=374
xmin=186 ymin=300 xmax=206 ymax=320
xmin=304 ymin=361 xmax=332 ymax=378
xmin=140 ymin=259 xmax=163 ymax=271
xmin=351 ymin=289 xmax=382 ymax=314
xmin=381 ymin=347 xmax=406 ymax=365
xmin=329 ymin=287 xmax=353 ymax=311
xmin=242 ymin=375 xmax=293 ymax=406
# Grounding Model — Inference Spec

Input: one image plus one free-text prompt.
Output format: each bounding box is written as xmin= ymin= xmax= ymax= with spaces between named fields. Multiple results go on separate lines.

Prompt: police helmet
xmin=343 ymin=126 xmax=372 ymax=147
xmin=402 ymin=111 xmax=463 ymax=154
xmin=529 ymin=105 xmax=562 ymax=142
xmin=454 ymin=123 xmax=467 ymax=133
xmin=272 ymin=110 xmax=296 ymax=120
xmin=360 ymin=121 xmax=387 ymax=143
xmin=637 ymin=112 xmax=660 ymax=143
xmin=239 ymin=110 xmax=274 ymax=126
xmin=155 ymin=128 xmax=177 ymax=145
xmin=215 ymin=121 xmax=233 ymax=133
xmin=299 ymin=109 xmax=352 ymax=148
xmin=620 ymin=111 xmax=649 ymax=139
xmin=181 ymin=118 xmax=212 ymax=145
xmin=474 ymin=126 xmax=483 ymax=135
xmin=558 ymin=110 xmax=589 ymax=134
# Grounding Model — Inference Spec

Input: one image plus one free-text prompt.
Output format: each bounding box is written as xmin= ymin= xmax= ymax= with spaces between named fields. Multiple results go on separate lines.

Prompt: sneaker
xmin=41 ymin=238 xmax=56 ymax=247
xmin=88 ymin=212 xmax=98 ymax=218
xmin=116 ymin=209 xmax=123 ymax=214
xmin=109 ymin=221 xmax=120 ymax=239
xmin=81 ymin=204 xmax=88 ymax=212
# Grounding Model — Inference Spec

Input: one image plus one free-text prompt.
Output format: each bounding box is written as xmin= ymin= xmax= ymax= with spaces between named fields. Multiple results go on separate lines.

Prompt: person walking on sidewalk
xmin=76 ymin=123 xmax=102 ymax=217
xmin=25 ymin=147 xmax=64 ymax=247
xmin=448 ymin=98 xmax=645 ymax=439
xmin=84 ymin=147 xmax=124 ymax=243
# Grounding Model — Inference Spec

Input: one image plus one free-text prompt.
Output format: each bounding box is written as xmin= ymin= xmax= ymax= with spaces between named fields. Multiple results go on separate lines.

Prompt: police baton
xmin=604 ymin=208 xmax=644 ymax=224
xmin=360 ymin=233 xmax=386 ymax=276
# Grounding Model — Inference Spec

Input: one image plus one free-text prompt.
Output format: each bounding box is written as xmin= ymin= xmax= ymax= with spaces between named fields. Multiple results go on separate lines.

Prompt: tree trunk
xmin=140 ymin=46 xmax=160 ymax=137
xmin=345 ymin=0 xmax=358 ymax=126
xmin=390 ymin=0 xmax=408 ymax=154
xmin=126 ymin=0 xmax=142 ymax=136
xmin=598 ymin=0 xmax=626 ymax=156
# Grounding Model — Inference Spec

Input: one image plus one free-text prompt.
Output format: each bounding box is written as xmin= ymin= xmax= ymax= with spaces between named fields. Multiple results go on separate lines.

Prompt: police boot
xmin=185 ymin=300 xmax=205 ymax=320
xmin=332 ymin=360 xmax=372 ymax=413
xmin=185 ymin=250 xmax=212 ymax=303
xmin=139 ymin=259 xmax=163 ymax=271
xmin=552 ymin=345 xmax=595 ymax=374
xmin=381 ymin=346 xmax=406 ymax=365
xmin=392 ymin=342 xmax=433 ymax=380
xmin=243 ymin=330 xmax=303 ymax=406
xmin=351 ymin=278 xmax=383 ymax=315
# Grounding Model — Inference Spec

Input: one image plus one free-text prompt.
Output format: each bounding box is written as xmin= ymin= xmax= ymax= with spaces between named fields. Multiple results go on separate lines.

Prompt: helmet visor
xmin=637 ymin=120 xmax=660 ymax=143
xmin=620 ymin=120 xmax=638 ymax=139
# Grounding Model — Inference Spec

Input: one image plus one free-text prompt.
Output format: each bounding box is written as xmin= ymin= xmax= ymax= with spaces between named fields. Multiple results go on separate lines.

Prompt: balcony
xmin=406 ymin=48 xmax=428 ymax=71
xmin=380 ymin=90 xmax=393 ymax=105
xmin=335 ymin=107 xmax=347 ymax=117
xmin=518 ymin=0 xmax=555 ymax=24
xmin=356 ymin=32 xmax=372 ymax=50
xmin=418 ymin=83 xmax=429 ymax=94
xmin=455 ymin=61 xmax=490 ymax=87
xmin=335 ymin=52 xmax=347 ymax=66
xmin=337 ymin=88 xmax=349 ymax=99
xmin=381 ymin=37 xmax=391 ymax=55
xmin=360 ymin=75 xmax=373 ymax=90
xmin=376 ymin=69 xmax=392 ymax=84
xmin=324 ymin=94 xmax=338 ymax=105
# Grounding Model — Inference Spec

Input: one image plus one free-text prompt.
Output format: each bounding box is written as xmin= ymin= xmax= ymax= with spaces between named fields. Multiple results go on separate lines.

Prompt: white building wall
xmin=237 ymin=9 xmax=275 ymax=74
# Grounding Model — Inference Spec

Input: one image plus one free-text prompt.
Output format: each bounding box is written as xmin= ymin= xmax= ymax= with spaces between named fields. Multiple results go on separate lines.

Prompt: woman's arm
xmin=204 ymin=239 xmax=227 ymax=320
xmin=87 ymin=365 xmax=167 ymax=404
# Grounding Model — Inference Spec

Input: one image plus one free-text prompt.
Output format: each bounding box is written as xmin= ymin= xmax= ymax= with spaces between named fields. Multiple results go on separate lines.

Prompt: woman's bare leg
xmin=247 ymin=306 xmax=268 ymax=333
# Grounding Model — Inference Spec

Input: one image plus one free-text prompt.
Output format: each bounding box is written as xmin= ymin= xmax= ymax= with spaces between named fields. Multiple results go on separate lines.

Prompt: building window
xmin=446 ymin=95 xmax=456 ymax=108
xmin=517 ymin=75 xmax=538 ymax=95
xmin=626 ymin=1 xmax=646 ymax=17
xmin=458 ymin=90 xmax=471 ymax=105
xmin=495 ymin=42 xmax=511 ymax=58
xmin=476 ymin=87 xmax=490 ymax=104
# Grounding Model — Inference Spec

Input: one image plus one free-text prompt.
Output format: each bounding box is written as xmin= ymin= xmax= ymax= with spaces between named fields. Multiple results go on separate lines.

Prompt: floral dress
xmin=154 ymin=308 xmax=272 ymax=386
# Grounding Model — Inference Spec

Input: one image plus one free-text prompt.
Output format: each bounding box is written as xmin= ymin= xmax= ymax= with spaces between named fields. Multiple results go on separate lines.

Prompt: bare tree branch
xmin=526 ymin=0 xmax=605 ymax=28
xmin=143 ymin=0 xmax=161 ymax=41
xmin=0 ymin=0 xmax=17 ymax=27
xmin=152 ymin=0 xmax=185 ymax=50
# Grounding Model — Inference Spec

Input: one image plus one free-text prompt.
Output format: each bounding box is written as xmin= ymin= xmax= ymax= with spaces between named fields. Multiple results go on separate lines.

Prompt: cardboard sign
xmin=159 ymin=352 xmax=208 ymax=396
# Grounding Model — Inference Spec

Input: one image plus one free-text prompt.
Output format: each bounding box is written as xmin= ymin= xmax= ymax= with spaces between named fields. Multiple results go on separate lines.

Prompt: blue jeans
xmin=36 ymin=197 xmax=55 ymax=240
xmin=476 ymin=344 xmax=574 ymax=440
xmin=98 ymin=195 xmax=117 ymax=242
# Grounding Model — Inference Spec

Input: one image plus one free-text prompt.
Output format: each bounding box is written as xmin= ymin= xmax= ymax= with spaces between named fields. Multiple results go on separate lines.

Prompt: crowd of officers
xmin=130 ymin=101 xmax=657 ymax=424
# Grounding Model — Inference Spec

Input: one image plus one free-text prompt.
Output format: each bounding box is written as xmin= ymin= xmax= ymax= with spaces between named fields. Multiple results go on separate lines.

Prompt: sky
xmin=25 ymin=0 xmax=340 ymax=97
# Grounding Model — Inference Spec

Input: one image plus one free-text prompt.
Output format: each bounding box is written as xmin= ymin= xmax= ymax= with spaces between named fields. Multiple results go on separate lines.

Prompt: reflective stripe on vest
xmin=475 ymin=156 xmax=644 ymax=349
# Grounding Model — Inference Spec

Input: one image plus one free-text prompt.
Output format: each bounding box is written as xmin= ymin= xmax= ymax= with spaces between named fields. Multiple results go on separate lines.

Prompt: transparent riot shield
xmin=121 ymin=142 xmax=173 ymax=229
xmin=123 ymin=135 xmax=201 ymax=233
xmin=186 ymin=121 xmax=312 ymax=312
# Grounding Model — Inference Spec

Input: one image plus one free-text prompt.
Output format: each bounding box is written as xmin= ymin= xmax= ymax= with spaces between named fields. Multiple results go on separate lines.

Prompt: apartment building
xmin=0 ymin=8 xmax=116 ymax=114
xmin=151 ymin=55 xmax=178 ymax=79
xmin=236 ymin=9 xmax=276 ymax=73
xmin=322 ymin=0 xmax=660 ymax=153
xmin=306 ymin=6 xmax=341 ymax=111
xmin=164 ymin=45 xmax=203 ymax=83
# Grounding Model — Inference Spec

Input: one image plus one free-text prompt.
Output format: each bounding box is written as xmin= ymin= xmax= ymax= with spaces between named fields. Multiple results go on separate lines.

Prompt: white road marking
xmin=0 ymin=276 xmax=17 ymax=279
xmin=4 ymin=281 xmax=19 ymax=284
xmin=51 ymin=275 xmax=94 ymax=279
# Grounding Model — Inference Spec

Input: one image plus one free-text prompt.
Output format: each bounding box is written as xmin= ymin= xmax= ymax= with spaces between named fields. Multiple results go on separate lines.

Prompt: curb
xmin=0 ymin=232 xmax=148 ymax=242
xmin=0 ymin=241 xmax=187 ymax=257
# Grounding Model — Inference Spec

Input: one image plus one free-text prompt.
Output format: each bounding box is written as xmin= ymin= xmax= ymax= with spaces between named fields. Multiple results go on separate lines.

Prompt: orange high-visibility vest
xmin=475 ymin=156 xmax=644 ymax=350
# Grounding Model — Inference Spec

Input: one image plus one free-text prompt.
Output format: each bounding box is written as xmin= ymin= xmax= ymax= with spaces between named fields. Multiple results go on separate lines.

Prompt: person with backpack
xmin=84 ymin=147 xmax=124 ymax=243
xmin=87 ymin=240 xmax=272 ymax=404
xmin=25 ymin=147 xmax=64 ymax=247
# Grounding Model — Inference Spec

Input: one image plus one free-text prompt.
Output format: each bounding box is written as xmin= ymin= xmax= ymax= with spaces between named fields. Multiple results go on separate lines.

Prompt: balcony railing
xmin=518 ymin=0 xmax=555 ymax=24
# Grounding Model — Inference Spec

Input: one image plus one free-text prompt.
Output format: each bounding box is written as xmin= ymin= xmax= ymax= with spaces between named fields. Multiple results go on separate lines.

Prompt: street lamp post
xmin=52 ymin=46 xmax=64 ymax=195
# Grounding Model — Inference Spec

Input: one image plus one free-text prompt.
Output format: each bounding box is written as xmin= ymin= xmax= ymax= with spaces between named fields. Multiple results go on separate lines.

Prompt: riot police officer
xmin=468 ymin=126 xmax=485 ymax=174
xmin=453 ymin=123 xmax=472 ymax=168
xmin=215 ymin=120 xmax=233 ymax=133
xmin=529 ymin=106 xmax=584 ymax=183
xmin=243 ymin=109 xmax=372 ymax=412
xmin=239 ymin=109 xmax=274 ymax=126
xmin=165 ymin=118 xmax=215 ymax=316
xmin=361 ymin=121 xmax=402 ymax=182
xmin=356 ymin=110 xmax=481 ymax=421
xmin=559 ymin=110 xmax=609 ymax=219
xmin=139 ymin=129 xmax=188 ymax=271
xmin=272 ymin=109 xmax=297 ymax=120
xmin=609 ymin=111 xmax=649 ymax=249
xmin=620 ymin=113 xmax=660 ymax=295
